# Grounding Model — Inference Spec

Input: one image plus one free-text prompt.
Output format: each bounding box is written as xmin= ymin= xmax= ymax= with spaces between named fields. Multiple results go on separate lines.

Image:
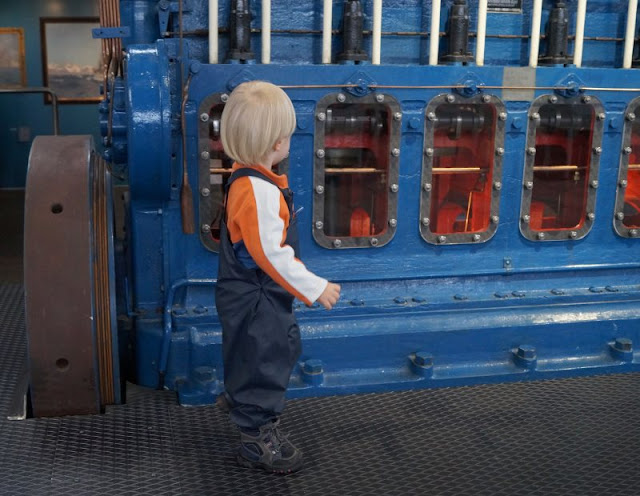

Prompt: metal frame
xmin=420 ymin=92 xmax=506 ymax=245
xmin=0 ymin=27 xmax=27 ymax=88
xmin=198 ymin=92 xmax=290 ymax=252
xmin=519 ymin=93 xmax=604 ymax=242
xmin=312 ymin=92 xmax=401 ymax=249
xmin=614 ymin=96 xmax=640 ymax=239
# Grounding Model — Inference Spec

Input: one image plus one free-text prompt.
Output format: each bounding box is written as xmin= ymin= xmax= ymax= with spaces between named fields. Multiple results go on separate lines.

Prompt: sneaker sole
xmin=236 ymin=454 xmax=303 ymax=475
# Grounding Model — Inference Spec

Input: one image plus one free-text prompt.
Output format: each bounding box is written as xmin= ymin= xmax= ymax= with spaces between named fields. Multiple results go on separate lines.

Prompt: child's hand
xmin=316 ymin=282 xmax=341 ymax=310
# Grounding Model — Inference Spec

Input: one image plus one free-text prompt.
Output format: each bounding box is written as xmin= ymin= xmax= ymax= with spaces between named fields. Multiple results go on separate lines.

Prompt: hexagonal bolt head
xmin=425 ymin=148 xmax=434 ymax=157
xmin=315 ymin=185 xmax=325 ymax=194
xmin=587 ymin=212 xmax=595 ymax=221
xmin=200 ymin=113 xmax=209 ymax=122
xmin=201 ymin=224 xmax=211 ymax=233
xmin=582 ymin=96 xmax=592 ymax=104
xmin=391 ymin=148 xmax=400 ymax=157
xmin=590 ymin=180 xmax=599 ymax=189
xmin=524 ymin=181 xmax=534 ymax=190
xmin=491 ymin=215 xmax=499 ymax=224
xmin=569 ymin=231 xmax=578 ymax=239
xmin=316 ymin=149 xmax=326 ymax=158
xmin=201 ymin=151 xmax=210 ymax=160
xmin=390 ymin=183 xmax=399 ymax=193
xmin=317 ymin=112 xmax=326 ymax=121
xmin=593 ymin=147 xmax=602 ymax=155
xmin=446 ymin=94 xmax=456 ymax=103
xmin=537 ymin=232 xmax=546 ymax=240
xmin=427 ymin=112 xmax=437 ymax=122
xmin=370 ymin=238 xmax=379 ymax=246
xmin=303 ymin=359 xmax=324 ymax=374
xmin=472 ymin=234 xmax=481 ymax=242
xmin=619 ymin=179 xmax=628 ymax=188
xmin=482 ymin=95 xmax=491 ymax=103
xmin=627 ymin=112 xmax=636 ymax=121
xmin=616 ymin=211 xmax=625 ymax=220
xmin=201 ymin=187 xmax=210 ymax=197
xmin=630 ymin=229 xmax=639 ymax=237
xmin=499 ymin=112 xmax=507 ymax=121
xmin=493 ymin=181 xmax=502 ymax=190
xmin=388 ymin=218 xmax=397 ymax=228
xmin=337 ymin=93 xmax=346 ymax=103
xmin=597 ymin=112 xmax=606 ymax=121
xmin=527 ymin=147 xmax=536 ymax=156
xmin=315 ymin=220 xmax=324 ymax=229
xmin=333 ymin=239 xmax=342 ymax=248
xmin=421 ymin=217 xmax=430 ymax=226
xmin=221 ymin=93 xmax=229 ymax=102
xmin=530 ymin=112 xmax=540 ymax=121
xmin=393 ymin=112 xmax=402 ymax=121
xmin=376 ymin=94 xmax=385 ymax=103
xmin=549 ymin=95 xmax=558 ymax=104
xmin=614 ymin=338 xmax=632 ymax=352
xmin=438 ymin=235 xmax=447 ymax=243
xmin=413 ymin=352 xmax=433 ymax=367
xmin=423 ymin=183 xmax=432 ymax=192
xmin=624 ymin=147 xmax=632 ymax=155
xmin=516 ymin=345 xmax=536 ymax=360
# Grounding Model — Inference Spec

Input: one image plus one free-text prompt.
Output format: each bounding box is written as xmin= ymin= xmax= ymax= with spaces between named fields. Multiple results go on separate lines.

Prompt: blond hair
xmin=221 ymin=81 xmax=296 ymax=166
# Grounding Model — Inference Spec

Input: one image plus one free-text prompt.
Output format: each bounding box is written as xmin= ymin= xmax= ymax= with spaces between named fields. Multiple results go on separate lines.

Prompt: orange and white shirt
xmin=226 ymin=164 xmax=328 ymax=306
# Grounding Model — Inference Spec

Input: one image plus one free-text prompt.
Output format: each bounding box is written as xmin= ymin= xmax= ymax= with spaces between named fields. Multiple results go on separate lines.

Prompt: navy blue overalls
xmin=215 ymin=167 xmax=302 ymax=430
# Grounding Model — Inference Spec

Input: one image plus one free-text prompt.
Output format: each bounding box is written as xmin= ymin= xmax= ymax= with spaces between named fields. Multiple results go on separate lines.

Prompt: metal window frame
xmin=613 ymin=96 xmax=640 ymax=239
xmin=519 ymin=94 xmax=604 ymax=242
xmin=419 ymin=92 xmax=506 ymax=245
xmin=312 ymin=92 xmax=401 ymax=249
xmin=197 ymin=92 xmax=289 ymax=252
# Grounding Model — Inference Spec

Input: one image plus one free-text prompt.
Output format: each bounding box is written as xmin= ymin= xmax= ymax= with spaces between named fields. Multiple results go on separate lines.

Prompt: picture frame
xmin=0 ymin=27 xmax=27 ymax=88
xmin=40 ymin=17 xmax=102 ymax=103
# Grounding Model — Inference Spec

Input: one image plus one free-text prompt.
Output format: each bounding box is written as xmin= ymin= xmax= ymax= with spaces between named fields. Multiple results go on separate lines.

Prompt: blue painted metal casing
xmin=111 ymin=0 xmax=640 ymax=406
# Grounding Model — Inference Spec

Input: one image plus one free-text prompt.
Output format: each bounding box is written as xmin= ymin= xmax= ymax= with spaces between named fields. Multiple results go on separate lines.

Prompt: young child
xmin=216 ymin=81 xmax=341 ymax=474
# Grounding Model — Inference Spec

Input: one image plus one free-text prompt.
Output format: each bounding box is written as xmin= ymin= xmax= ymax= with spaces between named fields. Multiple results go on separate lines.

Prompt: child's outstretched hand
xmin=316 ymin=282 xmax=341 ymax=310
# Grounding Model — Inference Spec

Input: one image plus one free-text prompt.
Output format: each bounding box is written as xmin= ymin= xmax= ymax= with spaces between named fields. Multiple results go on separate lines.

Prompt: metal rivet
xmin=620 ymin=179 xmax=628 ymax=188
xmin=333 ymin=239 xmax=342 ymax=248
xmin=597 ymin=112 xmax=606 ymax=121
xmin=427 ymin=112 xmax=437 ymax=122
xmin=438 ymin=235 xmax=447 ymax=243
xmin=376 ymin=94 xmax=385 ymax=103
xmin=522 ymin=215 xmax=530 ymax=223
xmin=317 ymin=112 xmax=326 ymax=121
xmin=527 ymin=147 xmax=536 ymax=156
xmin=388 ymin=218 xmax=397 ymax=228
xmin=624 ymin=146 xmax=632 ymax=155
xmin=201 ymin=187 xmax=210 ymax=197
xmin=590 ymin=180 xmax=599 ymax=188
xmin=482 ymin=94 xmax=491 ymax=103
xmin=221 ymin=93 xmax=229 ymax=102
xmin=393 ymin=112 xmax=402 ymax=121
xmin=537 ymin=232 xmax=545 ymax=240
xmin=315 ymin=185 xmax=325 ymax=194
xmin=593 ymin=147 xmax=602 ymax=155
xmin=549 ymin=95 xmax=558 ymax=104
xmin=337 ymin=93 xmax=346 ymax=103
xmin=370 ymin=238 xmax=379 ymax=246
xmin=446 ymin=94 xmax=455 ymax=103
xmin=201 ymin=224 xmax=211 ymax=233
xmin=630 ymin=229 xmax=638 ymax=237
xmin=200 ymin=113 xmax=209 ymax=122
xmin=524 ymin=181 xmax=533 ymax=190
xmin=315 ymin=220 xmax=324 ymax=229
xmin=390 ymin=183 xmax=399 ymax=193
xmin=201 ymin=151 xmax=210 ymax=160
xmin=587 ymin=212 xmax=595 ymax=221
xmin=627 ymin=112 xmax=636 ymax=121
xmin=616 ymin=211 xmax=625 ymax=220
xmin=491 ymin=215 xmax=499 ymax=224
xmin=473 ymin=234 xmax=481 ymax=242
xmin=391 ymin=148 xmax=400 ymax=157
xmin=421 ymin=217 xmax=430 ymax=226
xmin=582 ymin=95 xmax=591 ymax=104
xmin=493 ymin=181 xmax=502 ymax=191
xmin=569 ymin=231 xmax=577 ymax=239
xmin=316 ymin=149 xmax=325 ymax=158
xmin=423 ymin=183 xmax=432 ymax=192
xmin=496 ymin=147 xmax=504 ymax=156
xmin=499 ymin=112 xmax=507 ymax=121
xmin=530 ymin=112 xmax=540 ymax=121
xmin=425 ymin=148 xmax=434 ymax=157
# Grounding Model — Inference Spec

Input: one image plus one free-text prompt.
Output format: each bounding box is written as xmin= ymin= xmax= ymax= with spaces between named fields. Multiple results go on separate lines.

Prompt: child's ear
xmin=273 ymin=138 xmax=284 ymax=151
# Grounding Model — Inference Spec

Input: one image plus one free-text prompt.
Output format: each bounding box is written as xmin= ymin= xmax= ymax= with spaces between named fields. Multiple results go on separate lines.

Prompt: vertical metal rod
xmin=624 ymin=0 xmax=638 ymax=68
xmin=476 ymin=0 xmax=488 ymax=66
xmin=372 ymin=0 xmax=382 ymax=65
xmin=529 ymin=0 xmax=543 ymax=67
xmin=574 ymin=0 xmax=587 ymax=67
xmin=209 ymin=0 xmax=219 ymax=63
xmin=429 ymin=0 xmax=442 ymax=65
xmin=322 ymin=0 xmax=332 ymax=63
xmin=262 ymin=0 xmax=271 ymax=64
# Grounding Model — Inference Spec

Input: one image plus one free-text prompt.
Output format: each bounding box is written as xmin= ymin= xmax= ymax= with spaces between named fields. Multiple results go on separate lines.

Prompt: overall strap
xmin=226 ymin=167 xmax=281 ymax=192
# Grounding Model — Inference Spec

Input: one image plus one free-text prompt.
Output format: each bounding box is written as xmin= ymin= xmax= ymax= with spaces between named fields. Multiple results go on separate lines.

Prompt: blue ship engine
xmin=24 ymin=0 xmax=640 ymax=416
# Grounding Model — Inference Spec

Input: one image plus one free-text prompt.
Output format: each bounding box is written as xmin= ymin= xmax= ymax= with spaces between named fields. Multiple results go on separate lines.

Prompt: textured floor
xmin=1 ymin=282 xmax=640 ymax=495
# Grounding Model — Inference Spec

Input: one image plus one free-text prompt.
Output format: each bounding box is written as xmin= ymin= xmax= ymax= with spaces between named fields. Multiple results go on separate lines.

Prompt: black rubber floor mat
xmin=1 ymin=282 xmax=639 ymax=495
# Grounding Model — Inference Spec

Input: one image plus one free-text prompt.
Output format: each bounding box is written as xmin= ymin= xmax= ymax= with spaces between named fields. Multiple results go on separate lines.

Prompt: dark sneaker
xmin=236 ymin=419 xmax=303 ymax=474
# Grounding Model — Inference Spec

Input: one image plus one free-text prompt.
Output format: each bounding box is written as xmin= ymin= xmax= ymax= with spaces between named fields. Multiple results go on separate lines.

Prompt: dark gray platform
xmin=1 ymin=282 xmax=639 ymax=496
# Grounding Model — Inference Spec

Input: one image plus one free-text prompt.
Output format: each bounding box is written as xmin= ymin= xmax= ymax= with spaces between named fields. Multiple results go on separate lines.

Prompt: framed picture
xmin=0 ymin=27 xmax=27 ymax=88
xmin=40 ymin=17 xmax=102 ymax=103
